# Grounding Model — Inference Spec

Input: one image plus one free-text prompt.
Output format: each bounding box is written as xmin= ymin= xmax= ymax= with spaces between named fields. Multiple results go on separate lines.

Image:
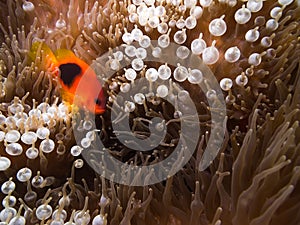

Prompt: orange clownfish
xmin=29 ymin=42 xmax=106 ymax=114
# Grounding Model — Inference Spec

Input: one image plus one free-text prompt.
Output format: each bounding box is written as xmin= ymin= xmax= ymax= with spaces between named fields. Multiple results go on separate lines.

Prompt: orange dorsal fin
xmin=54 ymin=49 xmax=89 ymax=71
xmin=54 ymin=49 xmax=76 ymax=63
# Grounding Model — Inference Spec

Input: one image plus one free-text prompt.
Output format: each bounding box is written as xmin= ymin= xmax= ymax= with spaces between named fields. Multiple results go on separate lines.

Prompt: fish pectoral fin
xmin=60 ymin=89 xmax=74 ymax=104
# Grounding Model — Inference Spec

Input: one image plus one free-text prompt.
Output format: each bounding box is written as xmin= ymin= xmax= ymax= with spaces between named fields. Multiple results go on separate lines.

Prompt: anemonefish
xmin=29 ymin=42 xmax=106 ymax=114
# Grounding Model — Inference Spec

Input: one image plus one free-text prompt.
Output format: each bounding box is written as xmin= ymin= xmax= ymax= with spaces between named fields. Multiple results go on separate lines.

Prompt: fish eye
xmin=94 ymin=98 xmax=102 ymax=105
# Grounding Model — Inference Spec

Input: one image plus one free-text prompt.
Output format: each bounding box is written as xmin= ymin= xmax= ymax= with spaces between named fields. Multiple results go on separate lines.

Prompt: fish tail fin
xmin=29 ymin=41 xmax=58 ymax=70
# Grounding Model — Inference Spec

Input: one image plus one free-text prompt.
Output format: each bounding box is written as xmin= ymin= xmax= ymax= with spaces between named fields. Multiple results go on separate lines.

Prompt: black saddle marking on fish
xmin=59 ymin=63 xmax=82 ymax=87
xmin=94 ymin=98 xmax=102 ymax=106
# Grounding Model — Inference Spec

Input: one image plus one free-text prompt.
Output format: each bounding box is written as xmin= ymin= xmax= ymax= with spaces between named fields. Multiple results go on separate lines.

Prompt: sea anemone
xmin=0 ymin=0 xmax=299 ymax=225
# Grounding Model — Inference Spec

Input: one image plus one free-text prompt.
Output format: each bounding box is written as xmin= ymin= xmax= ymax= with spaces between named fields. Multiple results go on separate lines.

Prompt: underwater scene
xmin=0 ymin=0 xmax=299 ymax=224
